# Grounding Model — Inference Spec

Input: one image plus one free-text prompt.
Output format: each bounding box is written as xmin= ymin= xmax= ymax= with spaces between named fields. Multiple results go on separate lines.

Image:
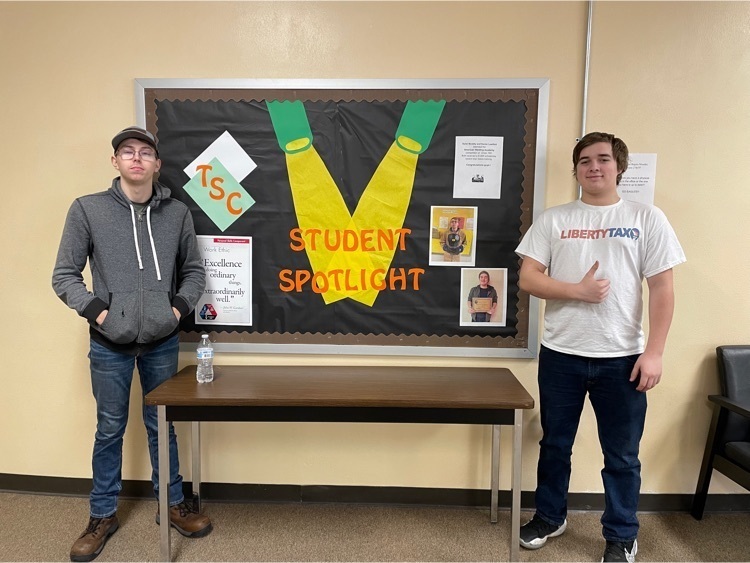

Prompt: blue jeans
xmin=534 ymin=345 xmax=646 ymax=542
xmin=88 ymin=335 xmax=184 ymax=517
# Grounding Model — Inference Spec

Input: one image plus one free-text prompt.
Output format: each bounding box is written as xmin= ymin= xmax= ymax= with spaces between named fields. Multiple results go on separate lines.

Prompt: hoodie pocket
xmin=140 ymin=290 xmax=179 ymax=342
xmin=98 ymin=291 xmax=139 ymax=344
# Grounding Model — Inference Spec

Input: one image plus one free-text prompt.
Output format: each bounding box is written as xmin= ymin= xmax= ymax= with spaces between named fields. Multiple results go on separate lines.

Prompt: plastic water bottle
xmin=196 ymin=334 xmax=214 ymax=383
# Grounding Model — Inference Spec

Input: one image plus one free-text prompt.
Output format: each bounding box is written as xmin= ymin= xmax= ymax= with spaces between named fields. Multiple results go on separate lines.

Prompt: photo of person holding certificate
xmin=467 ymin=270 xmax=498 ymax=322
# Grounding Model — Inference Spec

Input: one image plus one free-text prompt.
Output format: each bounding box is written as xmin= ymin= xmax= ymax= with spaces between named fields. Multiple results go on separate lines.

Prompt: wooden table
xmin=145 ymin=365 xmax=534 ymax=561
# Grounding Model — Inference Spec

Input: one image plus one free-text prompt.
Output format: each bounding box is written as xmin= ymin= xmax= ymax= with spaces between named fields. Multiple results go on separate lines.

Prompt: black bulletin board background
xmin=141 ymin=83 xmax=544 ymax=356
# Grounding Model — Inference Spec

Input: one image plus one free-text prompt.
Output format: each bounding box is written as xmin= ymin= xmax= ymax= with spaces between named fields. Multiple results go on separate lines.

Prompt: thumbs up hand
xmin=576 ymin=261 xmax=610 ymax=303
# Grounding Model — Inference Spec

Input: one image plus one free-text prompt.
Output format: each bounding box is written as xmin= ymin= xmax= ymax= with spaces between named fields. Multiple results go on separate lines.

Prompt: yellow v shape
xmin=270 ymin=100 xmax=444 ymax=306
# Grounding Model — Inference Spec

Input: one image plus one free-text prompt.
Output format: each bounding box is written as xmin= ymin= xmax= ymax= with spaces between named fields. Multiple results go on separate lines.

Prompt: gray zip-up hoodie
xmin=52 ymin=178 xmax=206 ymax=353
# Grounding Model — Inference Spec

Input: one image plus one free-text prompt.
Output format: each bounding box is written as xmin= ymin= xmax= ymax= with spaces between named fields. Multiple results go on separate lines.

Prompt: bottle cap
xmin=201 ymin=334 xmax=209 ymax=339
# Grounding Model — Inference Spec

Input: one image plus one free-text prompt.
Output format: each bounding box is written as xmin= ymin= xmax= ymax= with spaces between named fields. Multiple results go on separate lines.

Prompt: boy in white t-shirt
xmin=515 ymin=132 xmax=685 ymax=563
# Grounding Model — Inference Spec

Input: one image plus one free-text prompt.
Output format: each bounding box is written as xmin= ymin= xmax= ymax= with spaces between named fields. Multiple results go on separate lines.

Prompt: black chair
xmin=691 ymin=345 xmax=750 ymax=519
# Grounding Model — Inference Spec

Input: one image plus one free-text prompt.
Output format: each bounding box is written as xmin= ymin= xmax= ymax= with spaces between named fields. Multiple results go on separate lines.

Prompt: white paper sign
xmin=195 ymin=236 xmax=253 ymax=326
xmin=618 ymin=153 xmax=657 ymax=206
xmin=183 ymin=131 xmax=257 ymax=182
xmin=452 ymin=136 xmax=504 ymax=199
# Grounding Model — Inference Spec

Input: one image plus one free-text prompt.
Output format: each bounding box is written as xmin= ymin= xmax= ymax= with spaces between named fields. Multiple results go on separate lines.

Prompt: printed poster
xmin=618 ymin=153 xmax=657 ymax=206
xmin=453 ymin=136 xmax=504 ymax=199
xmin=195 ymin=236 xmax=253 ymax=326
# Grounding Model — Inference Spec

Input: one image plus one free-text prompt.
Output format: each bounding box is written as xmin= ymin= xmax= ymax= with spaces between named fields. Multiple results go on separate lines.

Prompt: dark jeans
xmin=534 ymin=345 xmax=646 ymax=542
xmin=88 ymin=335 xmax=184 ymax=517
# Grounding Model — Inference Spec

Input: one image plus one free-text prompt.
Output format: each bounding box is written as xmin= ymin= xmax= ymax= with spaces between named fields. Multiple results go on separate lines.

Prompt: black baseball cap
xmin=112 ymin=126 xmax=159 ymax=155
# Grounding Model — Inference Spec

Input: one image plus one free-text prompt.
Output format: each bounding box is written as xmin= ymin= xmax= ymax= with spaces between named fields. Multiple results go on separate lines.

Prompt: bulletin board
xmin=136 ymin=79 xmax=548 ymax=357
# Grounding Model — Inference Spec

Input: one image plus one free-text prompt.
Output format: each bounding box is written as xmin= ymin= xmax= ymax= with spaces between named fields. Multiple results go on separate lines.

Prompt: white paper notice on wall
xmin=618 ymin=153 xmax=657 ymax=206
xmin=452 ymin=136 xmax=504 ymax=199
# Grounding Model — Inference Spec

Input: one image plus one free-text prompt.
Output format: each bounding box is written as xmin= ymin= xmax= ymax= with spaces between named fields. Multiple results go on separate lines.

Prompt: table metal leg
xmin=158 ymin=406 xmax=171 ymax=562
xmin=490 ymin=424 xmax=500 ymax=524
xmin=510 ymin=409 xmax=523 ymax=562
xmin=191 ymin=421 xmax=201 ymax=512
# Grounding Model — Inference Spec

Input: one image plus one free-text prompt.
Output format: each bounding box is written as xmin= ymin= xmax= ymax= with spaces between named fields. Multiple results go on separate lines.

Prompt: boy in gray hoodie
xmin=53 ymin=126 xmax=212 ymax=562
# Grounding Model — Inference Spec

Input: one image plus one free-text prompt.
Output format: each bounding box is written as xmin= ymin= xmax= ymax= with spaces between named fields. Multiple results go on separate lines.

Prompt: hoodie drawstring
xmin=146 ymin=206 xmax=162 ymax=281
xmin=129 ymin=204 xmax=162 ymax=281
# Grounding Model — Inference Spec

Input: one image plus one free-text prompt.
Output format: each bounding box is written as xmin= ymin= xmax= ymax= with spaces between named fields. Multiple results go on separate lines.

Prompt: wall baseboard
xmin=1 ymin=473 xmax=748 ymax=513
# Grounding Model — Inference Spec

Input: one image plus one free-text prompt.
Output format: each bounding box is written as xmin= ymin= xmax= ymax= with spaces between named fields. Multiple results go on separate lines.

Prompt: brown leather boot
xmin=156 ymin=501 xmax=212 ymax=538
xmin=70 ymin=515 xmax=119 ymax=562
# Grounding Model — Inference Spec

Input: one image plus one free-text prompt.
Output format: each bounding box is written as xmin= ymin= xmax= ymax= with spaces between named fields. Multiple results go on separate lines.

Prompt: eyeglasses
xmin=117 ymin=148 xmax=157 ymax=161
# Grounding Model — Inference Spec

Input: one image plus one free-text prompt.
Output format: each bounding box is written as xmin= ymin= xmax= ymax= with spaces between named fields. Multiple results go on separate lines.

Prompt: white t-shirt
xmin=515 ymin=199 xmax=686 ymax=357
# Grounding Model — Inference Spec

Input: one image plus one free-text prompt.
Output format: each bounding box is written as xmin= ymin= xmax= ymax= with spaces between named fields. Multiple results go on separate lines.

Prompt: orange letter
xmin=312 ymin=271 xmax=329 ymax=294
xmin=389 ymin=267 xmax=407 ymax=290
xmin=324 ymin=229 xmax=341 ymax=251
xmin=360 ymin=230 xmax=375 ymax=252
xmin=344 ymin=269 xmax=358 ymax=291
xmin=289 ymin=228 xmax=305 ymax=251
xmin=196 ymin=164 xmax=212 ymax=187
xmin=408 ymin=268 xmax=425 ymax=290
xmin=278 ymin=269 xmax=294 ymax=292
xmin=295 ymin=270 xmax=312 ymax=292
xmin=209 ymin=177 xmax=225 ymax=200
xmin=377 ymin=229 xmax=395 ymax=251
xmin=307 ymin=229 xmax=321 ymax=251
xmin=226 ymin=192 xmax=242 ymax=215
xmin=343 ymin=229 xmax=359 ymax=251
xmin=328 ymin=269 xmax=344 ymax=291
xmin=395 ymin=228 xmax=412 ymax=251
xmin=370 ymin=269 xmax=386 ymax=290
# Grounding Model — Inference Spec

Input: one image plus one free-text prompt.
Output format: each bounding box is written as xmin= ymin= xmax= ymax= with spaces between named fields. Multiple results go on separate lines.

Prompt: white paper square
xmin=183 ymin=130 xmax=256 ymax=182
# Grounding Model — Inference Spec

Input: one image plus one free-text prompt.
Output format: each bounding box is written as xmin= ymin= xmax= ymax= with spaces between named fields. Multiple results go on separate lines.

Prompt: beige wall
xmin=1 ymin=1 xmax=748 ymax=496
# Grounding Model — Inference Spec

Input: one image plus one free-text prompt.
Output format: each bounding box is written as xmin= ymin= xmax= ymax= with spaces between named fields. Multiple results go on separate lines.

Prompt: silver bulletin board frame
xmin=135 ymin=78 xmax=548 ymax=358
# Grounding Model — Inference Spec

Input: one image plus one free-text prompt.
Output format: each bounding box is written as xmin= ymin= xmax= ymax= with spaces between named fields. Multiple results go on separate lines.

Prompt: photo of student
xmin=429 ymin=206 xmax=477 ymax=266
xmin=467 ymin=270 xmax=498 ymax=322
xmin=459 ymin=268 xmax=508 ymax=326
xmin=440 ymin=217 xmax=467 ymax=262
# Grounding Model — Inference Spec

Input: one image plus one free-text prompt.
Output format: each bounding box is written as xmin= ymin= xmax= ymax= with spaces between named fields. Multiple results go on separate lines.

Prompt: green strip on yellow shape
xmin=394 ymin=100 xmax=446 ymax=154
xmin=267 ymin=100 xmax=314 ymax=154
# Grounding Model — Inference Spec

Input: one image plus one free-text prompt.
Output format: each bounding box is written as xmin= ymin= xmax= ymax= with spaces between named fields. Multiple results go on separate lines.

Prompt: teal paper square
xmin=183 ymin=157 xmax=255 ymax=231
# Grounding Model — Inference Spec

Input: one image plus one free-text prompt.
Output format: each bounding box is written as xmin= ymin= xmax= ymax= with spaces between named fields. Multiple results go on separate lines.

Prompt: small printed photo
xmin=428 ymin=206 xmax=478 ymax=267
xmin=459 ymin=268 xmax=508 ymax=327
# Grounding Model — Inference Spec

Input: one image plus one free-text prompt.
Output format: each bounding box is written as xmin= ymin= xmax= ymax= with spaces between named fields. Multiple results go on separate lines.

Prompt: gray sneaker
xmin=519 ymin=514 xmax=567 ymax=549
xmin=602 ymin=539 xmax=638 ymax=562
